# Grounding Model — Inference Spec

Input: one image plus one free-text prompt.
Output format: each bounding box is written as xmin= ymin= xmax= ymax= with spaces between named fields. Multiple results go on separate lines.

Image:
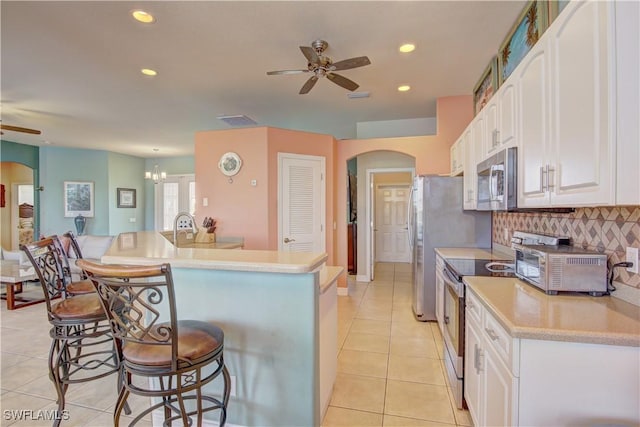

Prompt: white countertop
xmin=102 ymin=231 xmax=328 ymax=274
xmin=435 ymin=247 xmax=514 ymax=261
xmin=464 ymin=276 xmax=640 ymax=347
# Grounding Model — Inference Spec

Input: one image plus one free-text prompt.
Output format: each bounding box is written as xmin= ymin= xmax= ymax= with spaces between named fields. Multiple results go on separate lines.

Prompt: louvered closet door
xmin=279 ymin=153 xmax=325 ymax=253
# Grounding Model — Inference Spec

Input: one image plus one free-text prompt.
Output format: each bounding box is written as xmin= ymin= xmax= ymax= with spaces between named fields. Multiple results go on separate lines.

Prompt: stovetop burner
xmin=444 ymin=258 xmax=516 ymax=281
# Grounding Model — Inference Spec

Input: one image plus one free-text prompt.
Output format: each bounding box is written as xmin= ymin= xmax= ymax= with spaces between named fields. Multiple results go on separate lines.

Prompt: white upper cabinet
xmin=517 ymin=29 xmax=551 ymax=206
xmin=450 ymin=136 xmax=464 ymax=176
xmin=462 ymin=126 xmax=477 ymax=209
xmin=615 ymin=0 xmax=640 ymax=205
xmin=485 ymin=80 xmax=518 ymax=160
xmin=483 ymin=97 xmax=499 ymax=158
xmin=519 ymin=0 xmax=616 ymax=208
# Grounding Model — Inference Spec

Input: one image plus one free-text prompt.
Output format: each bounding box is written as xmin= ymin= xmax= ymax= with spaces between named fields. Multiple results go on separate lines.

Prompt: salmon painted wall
xmin=334 ymin=95 xmax=473 ymax=286
xmin=267 ymin=127 xmax=336 ymax=264
xmin=195 ymin=126 xmax=336 ymax=261
xmin=194 ymin=128 xmax=269 ymax=249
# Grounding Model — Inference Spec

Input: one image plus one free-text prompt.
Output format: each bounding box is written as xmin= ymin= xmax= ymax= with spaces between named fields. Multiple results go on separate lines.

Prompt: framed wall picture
xmin=64 ymin=181 xmax=94 ymax=217
xmin=498 ymin=0 xmax=548 ymax=85
xmin=117 ymin=188 xmax=136 ymax=208
xmin=473 ymin=57 xmax=498 ymax=116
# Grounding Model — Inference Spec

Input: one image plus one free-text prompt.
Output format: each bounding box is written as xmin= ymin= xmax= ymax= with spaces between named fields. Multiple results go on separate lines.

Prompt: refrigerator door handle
xmin=407 ymin=186 xmax=415 ymax=252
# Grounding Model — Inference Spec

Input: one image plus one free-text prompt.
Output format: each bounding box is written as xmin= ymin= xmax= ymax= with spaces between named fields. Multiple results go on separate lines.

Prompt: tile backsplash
xmin=493 ymin=206 xmax=640 ymax=288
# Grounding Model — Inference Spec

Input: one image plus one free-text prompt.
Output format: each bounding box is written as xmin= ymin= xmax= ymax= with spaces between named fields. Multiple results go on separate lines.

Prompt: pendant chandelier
xmin=145 ymin=164 xmax=166 ymax=184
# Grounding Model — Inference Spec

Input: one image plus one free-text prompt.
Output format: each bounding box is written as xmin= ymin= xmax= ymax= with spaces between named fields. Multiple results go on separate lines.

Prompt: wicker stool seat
xmin=21 ymin=237 xmax=126 ymax=427
xmin=77 ymin=259 xmax=230 ymax=427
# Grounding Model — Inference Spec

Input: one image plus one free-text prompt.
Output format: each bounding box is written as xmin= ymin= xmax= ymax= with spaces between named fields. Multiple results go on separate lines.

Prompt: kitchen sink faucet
xmin=173 ymin=212 xmax=198 ymax=247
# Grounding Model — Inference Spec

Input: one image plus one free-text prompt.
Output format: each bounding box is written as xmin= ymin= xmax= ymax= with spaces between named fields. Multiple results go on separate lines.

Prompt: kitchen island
xmin=101 ymin=231 xmax=341 ymax=426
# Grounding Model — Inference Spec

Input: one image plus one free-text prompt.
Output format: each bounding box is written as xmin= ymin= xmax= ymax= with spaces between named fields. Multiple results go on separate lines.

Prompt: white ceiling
xmin=1 ymin=1 xmax=526 ymax=158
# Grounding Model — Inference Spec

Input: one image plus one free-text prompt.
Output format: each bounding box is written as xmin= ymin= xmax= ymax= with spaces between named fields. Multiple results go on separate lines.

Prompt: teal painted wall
xmin=143 ymin=156 xmax=195 ymax=230
xmin=39 ymin=146 xmax=110 ymax=236
xmin=0 ymin=140 xmax=41 ymax=237
xmin=5 ymin=142 xmax=193 ymax=236
xmin=108 ymin=152 xmax=145 ymax=234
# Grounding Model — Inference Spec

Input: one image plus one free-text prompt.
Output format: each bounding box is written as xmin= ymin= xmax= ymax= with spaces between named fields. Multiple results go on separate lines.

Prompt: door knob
xmin=283 ymin=237 xmax=295 ymax=243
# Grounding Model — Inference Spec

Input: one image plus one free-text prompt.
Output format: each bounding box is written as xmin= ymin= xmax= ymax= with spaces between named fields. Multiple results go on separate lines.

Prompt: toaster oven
xmin=513 ymin=243 xmax=608 ymax=296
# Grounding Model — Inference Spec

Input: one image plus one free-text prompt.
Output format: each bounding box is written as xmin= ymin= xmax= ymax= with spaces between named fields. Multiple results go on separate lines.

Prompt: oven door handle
xmin=442 ymin=266 xmax=463 ymax=297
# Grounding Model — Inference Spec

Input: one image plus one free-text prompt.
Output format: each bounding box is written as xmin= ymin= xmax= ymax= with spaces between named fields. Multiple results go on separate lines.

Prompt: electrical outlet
xmin=626 ymin=247 xmax=639 ymax=274
xmin=129 ymin=217 xmax=136 ymax=223
xmin=230 ymin=375 xmax=237 ymax=397
xmin=203 ymin=197 xmax=208 ymax=207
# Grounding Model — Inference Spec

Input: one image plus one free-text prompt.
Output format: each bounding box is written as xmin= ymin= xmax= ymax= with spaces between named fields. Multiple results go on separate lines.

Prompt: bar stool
xmin=21 ymin=237 xmax=124 ymax=427
xmin=77 ymin=259 xmax=230 ymax=427
xmin=55 ymin=232 xmax=95 ymax=295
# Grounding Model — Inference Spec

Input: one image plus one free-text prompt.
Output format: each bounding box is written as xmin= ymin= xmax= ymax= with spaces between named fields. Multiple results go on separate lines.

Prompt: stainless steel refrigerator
xmin=409 ymin=176 xmax=492 ymax=321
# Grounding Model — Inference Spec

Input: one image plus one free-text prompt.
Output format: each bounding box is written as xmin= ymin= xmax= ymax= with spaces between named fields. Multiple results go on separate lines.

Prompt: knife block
xmin=195 ymin=230 xmax=216 ymax=243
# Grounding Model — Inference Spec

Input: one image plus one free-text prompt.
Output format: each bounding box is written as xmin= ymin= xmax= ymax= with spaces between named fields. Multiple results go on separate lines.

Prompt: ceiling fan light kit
xmin=267 ymin=39 xmax=371 ymax=95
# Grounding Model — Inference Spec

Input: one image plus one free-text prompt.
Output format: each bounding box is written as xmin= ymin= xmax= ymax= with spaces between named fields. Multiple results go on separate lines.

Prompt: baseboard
xmin=337 ymin=287 xmax=348 ymax=296
xmin=355 ymin=274 xmax=369 ymax=282
xmin=153 ymin=411 xmax=244 ymax=427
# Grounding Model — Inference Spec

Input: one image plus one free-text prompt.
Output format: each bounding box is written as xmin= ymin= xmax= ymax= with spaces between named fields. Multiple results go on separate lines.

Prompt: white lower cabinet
xmin=465 ymin=288 xmax=518 ymax=427
xmin=465 ymin=286 xmax=640 ymax=426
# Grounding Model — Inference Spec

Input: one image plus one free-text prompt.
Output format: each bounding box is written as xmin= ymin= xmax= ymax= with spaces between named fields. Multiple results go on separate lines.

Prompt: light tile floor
xmin=322 ymin=262 xmax=472 ymax=427
xmin=1 ymin=263 xmax=472 ymax=427
xmin=0 ymin=282 xmax=153 ymax=427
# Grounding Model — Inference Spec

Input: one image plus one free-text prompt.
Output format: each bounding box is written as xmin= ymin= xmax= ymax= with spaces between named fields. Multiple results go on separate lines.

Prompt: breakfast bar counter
xmin=99 ymin=231 xmax=337 ymax=427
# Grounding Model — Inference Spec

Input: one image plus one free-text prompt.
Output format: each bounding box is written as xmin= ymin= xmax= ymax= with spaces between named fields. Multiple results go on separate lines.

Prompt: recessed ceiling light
xmin=141 ymin=68 xmax=157 ymax=76
xmin=132 ymin=10 xmax=155 ymax=24
xmin=399 ymin=44 xmax=416 ymax=53
xmin=398 ymin=85 xmax=411 ymax=92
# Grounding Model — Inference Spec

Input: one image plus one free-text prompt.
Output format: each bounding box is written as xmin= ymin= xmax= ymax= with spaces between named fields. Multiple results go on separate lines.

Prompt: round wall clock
xmin=218 ymin=152 xmax=242 ymax=177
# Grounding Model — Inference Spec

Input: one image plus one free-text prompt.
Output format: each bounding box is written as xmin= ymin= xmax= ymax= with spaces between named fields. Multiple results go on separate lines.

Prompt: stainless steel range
xmin=441 ymin=257 xmax=515 ymax=409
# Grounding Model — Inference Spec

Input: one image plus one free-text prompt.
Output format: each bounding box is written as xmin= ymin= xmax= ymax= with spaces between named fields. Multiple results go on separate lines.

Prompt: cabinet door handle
xmin=467 ymin=300 xmax=474 ymax=310
xmin=283 ymin=237 xmax=296 ymax=243
xmin=547 ymin=165 xmax=555 ymax=190
xmin=474 ymin=344 xmax=483 ymax=373
xmin=485 ymin=327 xmax=500 ymax=341
xmin=540 ymin=166 xmax=547 ymax=192
xmin=494 ymin=130 xmax=500 ymax=147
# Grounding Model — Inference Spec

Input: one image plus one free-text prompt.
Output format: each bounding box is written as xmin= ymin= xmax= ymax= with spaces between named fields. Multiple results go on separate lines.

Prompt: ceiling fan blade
xmin=330 ymin=56 xmax=371 ymax=71
xmin=299 ymin=76 xmax=319 ymax=94
xmin=0 ymin=124 xmax=41 ymax=135
xmin=326 ymin=73 xmax=359 ymax=91
xmin=299 ymin=46 xmax=320 ymax=64
xmin=267 ymin=69 xmax=309 ymax=76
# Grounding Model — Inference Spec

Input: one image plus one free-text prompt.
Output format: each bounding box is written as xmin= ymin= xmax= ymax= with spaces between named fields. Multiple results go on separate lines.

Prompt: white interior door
xmin=375 ymin=185 xmax=411 ymax=262
xmin=278 ymin=153 xmax=325 ymax=253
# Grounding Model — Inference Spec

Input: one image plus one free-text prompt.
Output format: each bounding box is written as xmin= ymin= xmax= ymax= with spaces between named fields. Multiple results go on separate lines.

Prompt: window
xmin=154 ymin=175 xmax=196 ymax=231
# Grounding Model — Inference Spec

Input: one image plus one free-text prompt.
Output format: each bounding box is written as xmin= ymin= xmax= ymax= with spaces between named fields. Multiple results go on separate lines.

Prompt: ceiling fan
xmin=267 ymin=39 xmax=371 ymax=94
xmin=0 ymin=122 xmax=41 ymax=135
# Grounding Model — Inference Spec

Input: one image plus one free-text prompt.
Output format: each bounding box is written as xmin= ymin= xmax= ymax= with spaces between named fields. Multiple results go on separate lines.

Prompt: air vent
xmin=217 ymin=115 xmax=257 ymax=127
xmin=347 ymin=91 xmax=370 ymax=99
xmin=566 ymin=257 xmax=603 ymax=265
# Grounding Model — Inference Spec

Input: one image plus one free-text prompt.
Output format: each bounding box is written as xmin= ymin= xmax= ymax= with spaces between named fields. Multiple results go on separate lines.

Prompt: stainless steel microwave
xmin=477 ymin=147 xmax=517 ymax=211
